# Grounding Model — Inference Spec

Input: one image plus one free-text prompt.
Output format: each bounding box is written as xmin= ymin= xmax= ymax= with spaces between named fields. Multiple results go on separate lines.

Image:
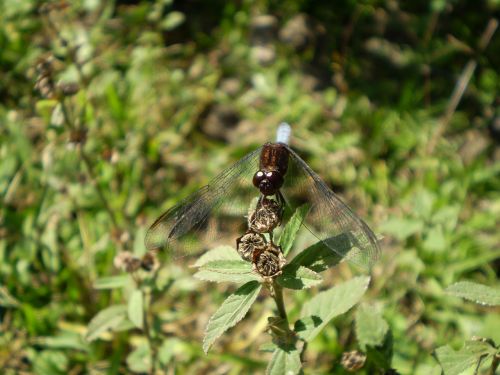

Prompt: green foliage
xmin=446 ymin=281 xmax=500 ymax=306
xmin=295 ymin=276 xmax=370 ymax=342
xmin=278 ymin=203 xmax=310 ymax=256
xmin=1 ymin=0 xmax=499 ymax=373
xmin=203 ymin=280 xmax=262 ymax=353
xmin=435 ymin=340 xmax=498 ymax=375
xmin=266 ymin=346 xmax=302 ymax=375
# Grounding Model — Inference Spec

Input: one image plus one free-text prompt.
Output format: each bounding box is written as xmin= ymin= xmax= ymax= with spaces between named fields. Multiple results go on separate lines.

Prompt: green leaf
xmin=36 ymin=333 xmax=89 ymax=352
xmin=192 ymin=245 xmax=242 ymax=267
xmin=355 ymin=303 xmax=389 ymax=350
xmin=295 ymin=276 xmax=370 ymax=341
xmin=128 ymin=290 xmax=144 ymax=329
xmin=194 ymin=257 xmax=260 ymax=284
xmin=266 ymin=346 xmax=302 ymax=375
xmin=85 ymin=305 xmax=128 ymax=342
xmin=446 ymin=281 xmax=500 ymax=306
xmin=200 ymin=260 xmax=254 ymax=274
xmin=279 ymin=204 xmax=310 ymax=256
xmin=126 ymin=343 xmax=151 ymax=373
xmin=0 ymin=286 xmax=20 ymax=307
xmin=94 ymin=275 xmax=130 ymax=290
xmin=194 ymin=269 xmax=260 ymax=284
xmin=289 ymin=240 xmax=342 ymax=272
xmin=380 ymin=217 xmax=423 ymax=241
xmin=276 ymin=264 xmax=322 ymax=290
xmin=435 ymin=340 xmax=497 ymax=375
xmin=33 ymin=350 xmax=68 ymax=375
xmin=161 ymin=11 xmax=185 ymax=31
xmin=203 ymin=280 xmax=262 ymax=353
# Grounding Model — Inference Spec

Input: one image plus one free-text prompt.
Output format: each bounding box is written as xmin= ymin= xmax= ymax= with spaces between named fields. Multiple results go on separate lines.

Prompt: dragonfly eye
xmin=258 ymin=174 xmax=283 ymax=196
xmin=252 ymin=170 xmax=265 ymax=188
xmin=264 ymin=171 xmax=284 ymax=189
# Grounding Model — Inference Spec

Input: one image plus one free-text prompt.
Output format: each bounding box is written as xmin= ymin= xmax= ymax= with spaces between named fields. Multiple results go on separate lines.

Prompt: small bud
xmin=236 ymin=231 xmax=266 ymax=261
xmin=341 ymin=350 xmax=366 ymax=372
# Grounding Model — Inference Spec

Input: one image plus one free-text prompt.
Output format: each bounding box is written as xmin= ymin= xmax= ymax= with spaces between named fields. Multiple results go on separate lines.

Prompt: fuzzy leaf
xmin=126 ymin=343 xmax=151 ymax=373
xmin=192 ymin=246 xmax=242 ymax=268
xmin=128 ymin=290 xmax=144 ymax=329
xmin=94 ymin=275 xmax=130 ymax=290
xmin=435 ymin=340 xmax=497 ymax=375
xmin=446 ymin=281 xmax=500 ymax=306
xmin=289 ymin=240 xmax=342 ymax=272
xmin=194 ymin=258 xmax=260 ymax=284
xmin=279 ymin=204 xmax=310 ymax=256
xmin=194 ymin=269 xmax=260 ymax=284
xmin=295 ymin=276 xmax=370 ymax=341
xmin=203 ymin=280 xmax=262 ymax=353
xmin=200 ymin=260 xmax=254 ymax=274
xmin=85 ymin=305 xmax=128 ymax=342
xmin=276 ymin=264 xmax=322 ymax=290
xmin=266 ymin=346 xmax=302 ymax=375
xmin=355 ymin=303 xmax=389 ymax=350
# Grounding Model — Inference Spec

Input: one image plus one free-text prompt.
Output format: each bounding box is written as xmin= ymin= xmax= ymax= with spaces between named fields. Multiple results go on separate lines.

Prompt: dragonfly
xmin=146 ymin=123 xmax=380 ymax=271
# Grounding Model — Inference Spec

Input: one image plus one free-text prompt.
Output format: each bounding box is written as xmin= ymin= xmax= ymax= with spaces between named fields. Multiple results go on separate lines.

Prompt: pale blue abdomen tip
xmin=276 ymin=122 xmax=291 ymax=144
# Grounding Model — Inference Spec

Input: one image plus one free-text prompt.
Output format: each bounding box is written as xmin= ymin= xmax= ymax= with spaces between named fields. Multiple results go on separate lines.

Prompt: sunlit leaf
xmin=435 ymin=340 xmax=496 ymax=375
xmin=295 ymin=276 xmax=370 ymax=341
xmin=94 ymin=275 xmax=130 ymax=290
xmin=266 ymin=346 xmax=302 ymax=375
xmin=279 ymin=204 xmax=310 ymax=256
xmin=446 ymin=281 xmax=500 ymax=306
xmin=85 ymin=305 xmax=128 ymax=342
xmin=128 ymin=290 xmax=144 ymax=329
xmin=203 ymin=280 xmax=262 ymax=353
xmin=276 ymin=264 xmax=322 ymax=290
xmin=355 ymin=303 xmax=389 ymax=350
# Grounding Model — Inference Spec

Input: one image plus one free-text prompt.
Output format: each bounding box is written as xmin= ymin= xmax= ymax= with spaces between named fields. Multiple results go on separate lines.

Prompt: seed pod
xmin=248 ymin=197 xmax=282 ymax=233
xmin=341 ymin=350 xmax=366 ymax=372
xmin=141 ymin=251 xmax=160 ymax=272
xmin=236 ymin=231 xmax=266 ymax=261
xmin=252 ymin=243 xmax=285 ymax=278
xmin=113 ymin=251 xmax=141 ymax=273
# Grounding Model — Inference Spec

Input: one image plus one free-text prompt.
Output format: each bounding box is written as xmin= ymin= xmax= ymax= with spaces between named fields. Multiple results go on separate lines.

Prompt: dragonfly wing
xmin=145 ymin=148 xmax=262 ymax=258
xmin=281 ymin=145 xmax=380 ymax=271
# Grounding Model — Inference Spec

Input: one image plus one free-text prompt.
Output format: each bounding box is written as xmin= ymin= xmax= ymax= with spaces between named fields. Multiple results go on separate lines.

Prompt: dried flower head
xmin=236 ymin=231 xmax=267 ymax=261
xmin=252 ymin=243 xmax=285 ymax=278
xmin=113 ymin=251 xmax=141 ymax=273
xmin=248 ymin=197 xmax=282 ymax=233
xmin=141 ymin=251 xmax=160 ymax=272
xmin=341 ymin=350 xmax=366 ymax=372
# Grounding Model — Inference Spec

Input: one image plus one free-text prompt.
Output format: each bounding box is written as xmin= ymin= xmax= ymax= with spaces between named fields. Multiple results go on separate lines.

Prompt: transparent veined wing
xmin=281 ymin=145 xmax=380 ymax=271
xmin=145 ymin=148 xmax=262 ymax=259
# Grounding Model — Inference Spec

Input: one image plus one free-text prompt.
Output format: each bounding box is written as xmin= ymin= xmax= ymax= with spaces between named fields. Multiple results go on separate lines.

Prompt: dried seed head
xmin=69 ymin=128 xmax=88 ymax=145
xmin=252 ymin=243 xmax=285 ymax=278
xmin=113 ymin=251 xmax=141 ymax=273
xmin=341 ymin=350 xmax=366 ymax=372
xmin=248 ymin=197 xmax=282 ymax=233
xmin=57 ymin=82 xmax=80 ymax=96
xmin=141 ymin=251 xmax=160 ymax=272
xmin=236 ymin=231 xmax=266 ymax=261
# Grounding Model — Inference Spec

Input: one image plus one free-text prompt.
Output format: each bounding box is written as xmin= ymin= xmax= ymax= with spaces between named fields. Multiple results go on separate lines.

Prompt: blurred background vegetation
xmin=1 ymin=0 xmax=499 ymax=374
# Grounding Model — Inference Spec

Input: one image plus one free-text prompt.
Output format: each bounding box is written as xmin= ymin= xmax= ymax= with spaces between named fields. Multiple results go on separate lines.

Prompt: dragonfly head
xmin=252 ymin=170 xmax=284 ymax=196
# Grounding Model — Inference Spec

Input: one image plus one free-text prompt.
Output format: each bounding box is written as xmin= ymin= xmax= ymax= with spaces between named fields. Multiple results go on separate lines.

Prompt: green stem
xmin=488 ymin=354 xmax=499 ymax=375
xmin=272 ymin=281 xmax=288 ymax=322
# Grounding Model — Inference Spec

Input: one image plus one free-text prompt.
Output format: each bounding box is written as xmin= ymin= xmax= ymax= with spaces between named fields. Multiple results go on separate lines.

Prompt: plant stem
xmin=143 ymin=288 xmax=158 ymax=374
xmin=488 ymin=354 xmax=499 ymax=375
xmin=272 ymin=281 xmax=288 ymax=322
